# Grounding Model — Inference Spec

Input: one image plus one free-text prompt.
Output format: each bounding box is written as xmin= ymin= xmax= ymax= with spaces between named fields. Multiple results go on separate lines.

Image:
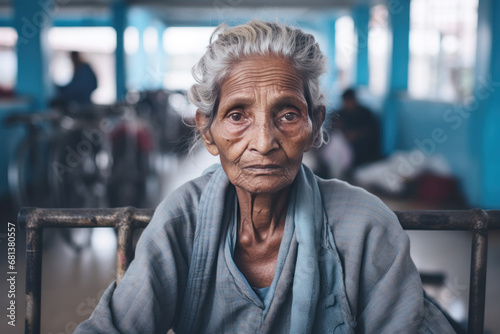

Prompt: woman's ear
xmin=316 ymin=105 xmax=326 ymax=132
xmin=305 ymin=105 xmax=326 ymax=152
xmin=195 ymin=110 xmax=219 ymax=156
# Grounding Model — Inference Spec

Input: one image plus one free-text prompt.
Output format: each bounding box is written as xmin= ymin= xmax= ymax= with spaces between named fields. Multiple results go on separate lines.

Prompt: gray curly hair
xmin=188 ymin=19 xmax=327 ymax=146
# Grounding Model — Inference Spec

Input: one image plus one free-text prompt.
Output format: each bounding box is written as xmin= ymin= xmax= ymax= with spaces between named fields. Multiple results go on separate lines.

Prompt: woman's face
xmin=197 ymin=56 xmax=321 ymax=195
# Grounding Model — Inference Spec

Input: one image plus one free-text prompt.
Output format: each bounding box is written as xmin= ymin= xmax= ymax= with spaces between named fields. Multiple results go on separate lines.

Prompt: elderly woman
xmin=76 ymin=20 xmax=454 ymax=333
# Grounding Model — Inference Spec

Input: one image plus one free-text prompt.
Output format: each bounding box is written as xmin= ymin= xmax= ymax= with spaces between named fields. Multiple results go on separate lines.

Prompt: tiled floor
xmin=1 ymin=149 xmax=499 ymax=333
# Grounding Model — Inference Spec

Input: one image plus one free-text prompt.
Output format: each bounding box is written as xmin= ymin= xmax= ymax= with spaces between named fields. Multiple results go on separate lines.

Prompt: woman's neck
xmin=235 ymin=185 xmax=291 ymax=245
xmin=232 ymin=185 xmax=292 ymax=288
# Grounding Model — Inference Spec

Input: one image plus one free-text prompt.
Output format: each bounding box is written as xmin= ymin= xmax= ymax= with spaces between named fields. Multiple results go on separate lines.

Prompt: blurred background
xmin=0 ymin=0 xmax=499 ymax=333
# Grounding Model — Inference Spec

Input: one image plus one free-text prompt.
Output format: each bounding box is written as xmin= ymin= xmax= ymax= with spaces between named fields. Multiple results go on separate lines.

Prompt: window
xmin=0 ymin=27 xmax=17 ymax=93
xmin=335 ymin=16 xmax=356 ymax=91
xmin=368 ymin=5 xmax=390 ymax=96
xmin=143 ymin=26 xmax=158 ymax=54
xmin=162 ymin=27 xmax=215 ymax=91
xmin=408 ymin=0 xmax=478 ymax=101
xmin=124 ymin=27 xmax=140 ymax=55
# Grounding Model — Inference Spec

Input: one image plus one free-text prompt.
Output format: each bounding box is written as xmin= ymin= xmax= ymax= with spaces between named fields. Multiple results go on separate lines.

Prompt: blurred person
xmin=0 ymin=86 xmax=14 ymax=98
xmin=335 ymin=88 xmax=381 ymax=168
xmin=54 ymin=51 xmax=97 ymax=106
xmin=75 ymin=20 xmax=455 ymax=333
xmin=108 ymin=110 xmax=155 ymax=208
xmin=314 ymin=88 xmax=381 ymax=179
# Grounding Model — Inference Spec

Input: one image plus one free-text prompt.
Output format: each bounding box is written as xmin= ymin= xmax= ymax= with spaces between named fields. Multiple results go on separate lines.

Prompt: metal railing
xmin=18 ymin=207 xmax=500 ymax=334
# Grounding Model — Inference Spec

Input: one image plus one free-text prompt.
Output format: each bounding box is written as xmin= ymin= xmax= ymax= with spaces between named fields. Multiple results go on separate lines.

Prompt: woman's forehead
xmin=220 ymin=56 xmax=304 ymax=98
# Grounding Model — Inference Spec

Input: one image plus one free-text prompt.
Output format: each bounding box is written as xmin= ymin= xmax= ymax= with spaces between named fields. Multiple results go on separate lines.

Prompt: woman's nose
xmin=249 ymin=120 xmax=279 ymax=155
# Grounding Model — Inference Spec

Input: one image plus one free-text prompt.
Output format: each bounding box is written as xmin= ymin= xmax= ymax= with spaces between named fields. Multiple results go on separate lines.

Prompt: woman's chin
xmin=235 ymin=175 xmax=294 ymax=195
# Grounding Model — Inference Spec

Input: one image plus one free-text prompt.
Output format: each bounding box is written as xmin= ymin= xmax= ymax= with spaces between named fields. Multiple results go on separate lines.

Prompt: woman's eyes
xmin=228 ymin=112 xmax=245 ymax=122
xmin=225 ymin=106 xmax=301 ymax=123
xmin=279 ymin=112 xmax=299 ymax=122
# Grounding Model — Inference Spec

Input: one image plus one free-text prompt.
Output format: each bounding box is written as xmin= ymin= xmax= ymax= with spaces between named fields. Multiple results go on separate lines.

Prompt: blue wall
xmin=475 ymin=0 xmax=500 ymax=208
xmin=390 ymin=0 xmax=500 ymax=208
xmin=394 ymin=99 xmax=473 ymax=201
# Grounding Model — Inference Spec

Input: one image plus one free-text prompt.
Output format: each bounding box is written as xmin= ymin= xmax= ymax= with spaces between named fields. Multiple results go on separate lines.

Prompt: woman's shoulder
xmin=316 ymin=177 xmax=411 ymax=292
xmin=141 ymin=172 xmax=214 ymax=240
xmin=154 ymin=172 xmax=212 ymax=220
xmin=316 ymin=177 xmax=402 ymax=236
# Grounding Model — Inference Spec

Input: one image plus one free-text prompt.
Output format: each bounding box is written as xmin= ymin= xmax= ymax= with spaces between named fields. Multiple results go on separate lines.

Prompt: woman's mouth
xmin=244 ymin=164 xmax=281 ymax=173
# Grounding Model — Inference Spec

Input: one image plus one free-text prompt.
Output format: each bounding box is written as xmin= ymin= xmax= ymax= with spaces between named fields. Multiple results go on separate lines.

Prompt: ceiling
xmin=0 ymin=0 xmax=380 ymax=6
xmin=0 ymin=0 xmax=386 ymax=26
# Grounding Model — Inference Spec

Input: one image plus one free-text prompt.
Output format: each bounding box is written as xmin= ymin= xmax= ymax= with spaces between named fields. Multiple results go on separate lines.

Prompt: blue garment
xmin=75 ymin=164 xmax=455 ymax=333
xmin=253 ymin=286 xmax=270 ymax=302
xmin=57 ymin=63 xmax=97 ymax=104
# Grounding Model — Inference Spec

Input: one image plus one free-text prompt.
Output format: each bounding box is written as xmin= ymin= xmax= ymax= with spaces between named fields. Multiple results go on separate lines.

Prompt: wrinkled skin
xmin=196 ymin=56 xmax=325 ymax=287
xmin=198 ymin=56 xmax=318 ymax=194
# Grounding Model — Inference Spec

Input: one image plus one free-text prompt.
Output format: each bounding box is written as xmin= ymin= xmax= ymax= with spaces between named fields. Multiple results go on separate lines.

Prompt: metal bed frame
xmin=18 ymin=207 xmax=500 ymax=334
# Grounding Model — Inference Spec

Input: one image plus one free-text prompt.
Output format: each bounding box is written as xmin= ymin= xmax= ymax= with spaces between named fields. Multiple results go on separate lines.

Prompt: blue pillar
xmin=146 ymin=19 xmax=166 ymax=90
xmin=388 ymin=0 xmax=410 ymax=91
xmin=352 ymin=5 xmax=370 ymax=86
xmin=382 ymin=0 xmax=411 ymax=155
xmin=127 ymin=8 xmax=151 ymax=91
xmin=469 ymin=0 xmax=500 ymax=208
xmin=112 ymin=1 xmax=127 ymax=101
xmin=13 ymin=0 xmax=55 ymax=109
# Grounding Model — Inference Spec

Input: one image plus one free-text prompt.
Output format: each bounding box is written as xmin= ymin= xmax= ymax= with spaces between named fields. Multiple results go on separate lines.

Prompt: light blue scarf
xmin=177 ymin=164 xmax=338 ymax=333
xmin=289 ymin=165 xmax=323 ymax=333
